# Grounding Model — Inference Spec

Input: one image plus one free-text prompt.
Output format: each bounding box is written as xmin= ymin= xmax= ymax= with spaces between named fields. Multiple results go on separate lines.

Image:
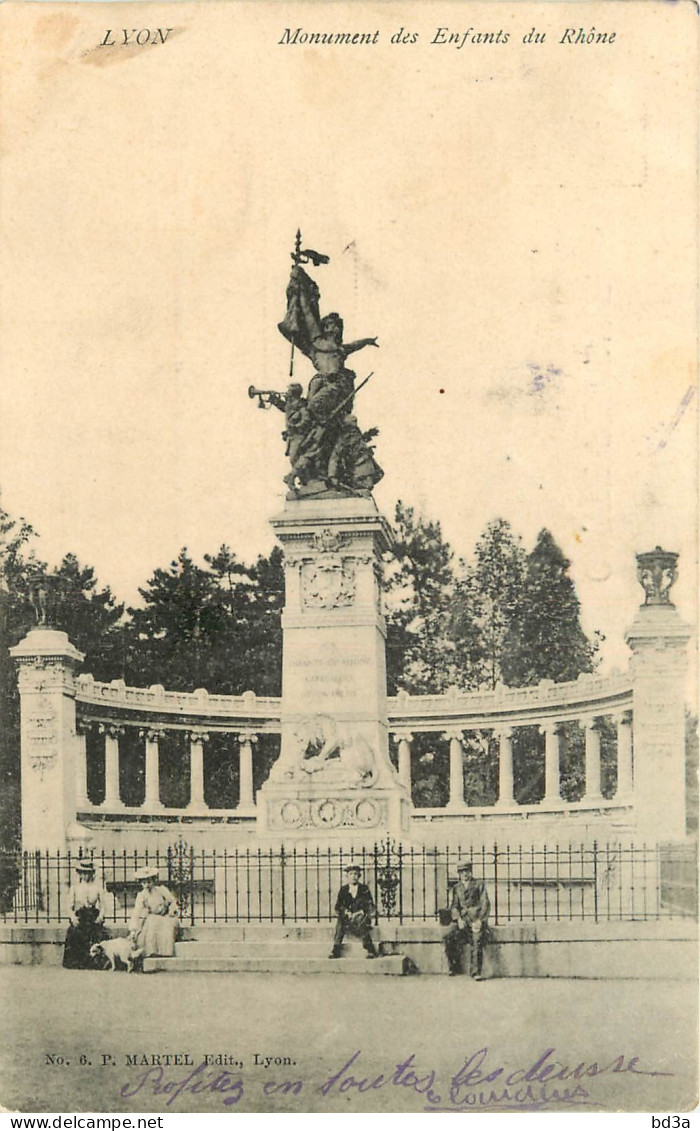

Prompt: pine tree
xmin=454 ymin=519 xmax=527 ymax=689
xmin=383 ymin=502 xmax=460 ymax=694
xmin=125 ymin=545 xmax=284 ymax=696
xmin=501 ymin=528 xmax=599 ymax=686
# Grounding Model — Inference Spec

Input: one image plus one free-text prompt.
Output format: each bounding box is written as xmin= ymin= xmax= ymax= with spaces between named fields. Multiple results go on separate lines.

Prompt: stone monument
xmin=625 ymin=547 xmax=691 ymax=841
xmin=254 ymin=235 xmax=411 ymax=839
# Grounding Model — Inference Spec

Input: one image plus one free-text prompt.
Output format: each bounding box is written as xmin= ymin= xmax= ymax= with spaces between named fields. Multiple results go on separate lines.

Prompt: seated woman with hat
xmin=129 ymin=868 xmax=179 ymax=958
xmin=63 ymin=858 xmax=109 ymax=969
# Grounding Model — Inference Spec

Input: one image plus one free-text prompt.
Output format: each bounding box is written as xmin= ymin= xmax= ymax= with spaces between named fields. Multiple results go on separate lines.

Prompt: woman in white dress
xmin=129 ymin=867 xmax=179 ymax=957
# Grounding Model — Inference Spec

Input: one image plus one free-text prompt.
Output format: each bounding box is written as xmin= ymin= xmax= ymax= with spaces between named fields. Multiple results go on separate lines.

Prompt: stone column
xmin=583 ymin=718 xmax=603 ymax=802
xmin=613 ymin=711 xmax=634 ymax=801
xmin=625 ymin=548 xmax=690 ymax=840
xmin=237 ymin=732 xmax=257 ymax=814
xmin=541 ymin=722 xmax=562 ymax=803
xmin=444 ymin=730 xmax=465 ymax=809
xmin=187 ymin=730 xmax=208 ymax=811
xmin=261 ymin=497 xmax=411 ymax=839
xmin=140 ymin=728 xmax=164 ymax=811
xmin=396 ymin=733 xmax=413 ymax=796
xmin=495 ymin=726 xmax=515 ymax=807
xmin=100 ymin=724 xmax=124 ymax=809
xmin=10 ymin=628 xmax=85 ymax=851
xmin=74 ymin=719 xmax=90 ymax=810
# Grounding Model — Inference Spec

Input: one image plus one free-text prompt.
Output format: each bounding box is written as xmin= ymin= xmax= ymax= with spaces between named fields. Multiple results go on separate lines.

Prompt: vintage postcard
xmin=0 ymin=0 xmax=697 ymax=1118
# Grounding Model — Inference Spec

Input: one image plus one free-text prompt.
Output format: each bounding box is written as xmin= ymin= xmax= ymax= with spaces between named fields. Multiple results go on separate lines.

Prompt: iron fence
xmin=0 ymin=838 xmax=696 ymax=926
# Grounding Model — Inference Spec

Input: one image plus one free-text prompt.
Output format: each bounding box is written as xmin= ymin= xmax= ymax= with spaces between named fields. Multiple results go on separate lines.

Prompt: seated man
xmin=330 ymin=865 xmax=379 ymax=959
xmin=444 ymin=862 xmax=490 ymax=979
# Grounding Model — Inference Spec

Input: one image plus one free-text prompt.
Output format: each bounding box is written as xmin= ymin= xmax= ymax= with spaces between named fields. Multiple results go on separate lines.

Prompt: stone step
xmin=178 ymin=924 xmax=337 ymax=942
xmin=143 ymin=954 xmax=409 ymax=975
xmin=174 ymin=940 xmax=337 ymax=959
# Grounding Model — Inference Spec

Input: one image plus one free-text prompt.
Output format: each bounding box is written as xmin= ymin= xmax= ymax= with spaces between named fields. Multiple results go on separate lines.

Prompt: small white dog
xmin=90 ymin=937 xmax=143 ymax=973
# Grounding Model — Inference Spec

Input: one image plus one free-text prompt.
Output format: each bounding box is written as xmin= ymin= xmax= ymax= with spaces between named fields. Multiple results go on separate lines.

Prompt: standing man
xmin=330 ymin=865 xmax=379 ymax=959
xmin=444 ymin=862 xmax=490 ymax=979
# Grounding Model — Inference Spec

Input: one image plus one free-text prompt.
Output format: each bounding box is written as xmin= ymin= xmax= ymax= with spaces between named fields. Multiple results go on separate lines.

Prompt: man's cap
xmin=74 ymin=859 xmax=95 ymax=874
xmin=345 ymin=865 xmax=362 ymax=875
xmin=457 ymin=862 xmax=474 ymax=873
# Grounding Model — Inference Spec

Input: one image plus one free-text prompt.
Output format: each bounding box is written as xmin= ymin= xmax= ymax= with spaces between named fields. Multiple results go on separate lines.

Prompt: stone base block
xmin=257 ymin=781 xmax=411 ymax=841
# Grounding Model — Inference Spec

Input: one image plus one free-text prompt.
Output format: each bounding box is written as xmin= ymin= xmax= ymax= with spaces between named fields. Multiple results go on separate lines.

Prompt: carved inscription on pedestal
xmin=26 ymin=695 xmax=58 ymax=778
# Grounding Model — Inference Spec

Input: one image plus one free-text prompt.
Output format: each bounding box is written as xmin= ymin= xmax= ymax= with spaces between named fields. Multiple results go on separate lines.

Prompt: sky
xmin=0 ymin=0 xmax=697 ymax=685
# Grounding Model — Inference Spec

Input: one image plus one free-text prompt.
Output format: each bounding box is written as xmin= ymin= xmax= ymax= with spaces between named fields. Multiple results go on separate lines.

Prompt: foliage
xmin=501 ymin=529 xmax=601 ymax=687
xmin=453 ymin=519 xmax=527 ymax=690
xmin=124 ymin=545 xmax=284 ymax=696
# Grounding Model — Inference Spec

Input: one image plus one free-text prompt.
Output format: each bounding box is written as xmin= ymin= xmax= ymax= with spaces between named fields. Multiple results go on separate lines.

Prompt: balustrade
xmin=70 ymin=681 xmax=634 ymax=825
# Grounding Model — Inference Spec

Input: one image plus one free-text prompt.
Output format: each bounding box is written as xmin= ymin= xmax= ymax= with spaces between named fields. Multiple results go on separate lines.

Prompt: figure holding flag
xmin=251 ymin=233 xmax=384 ymax=496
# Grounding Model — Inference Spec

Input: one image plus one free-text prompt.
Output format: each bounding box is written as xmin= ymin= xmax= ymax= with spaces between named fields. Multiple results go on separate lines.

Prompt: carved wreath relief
xmin=301 ymin=559 xmax=356 ymax=609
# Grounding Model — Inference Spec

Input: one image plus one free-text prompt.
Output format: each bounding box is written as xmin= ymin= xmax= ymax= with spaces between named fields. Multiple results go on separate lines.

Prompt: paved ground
xmin=0 ymin=967 xmax=697 ymax=1115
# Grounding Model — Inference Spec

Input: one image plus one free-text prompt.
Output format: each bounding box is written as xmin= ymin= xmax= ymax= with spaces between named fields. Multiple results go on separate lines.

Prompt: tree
xmin=383 ymin=502 xmax=465 ymax=695
xmin=125 ymin=545 xmax=284 ymax=696
xmin=453 ymin=519 xmax=527 ymax=690
xmin=501 ymin=528 xmax=600 ymax=687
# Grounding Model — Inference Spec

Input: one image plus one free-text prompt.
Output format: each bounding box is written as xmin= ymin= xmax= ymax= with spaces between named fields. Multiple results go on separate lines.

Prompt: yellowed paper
xmin=0 ymin=0 xmax=697 ymax=1116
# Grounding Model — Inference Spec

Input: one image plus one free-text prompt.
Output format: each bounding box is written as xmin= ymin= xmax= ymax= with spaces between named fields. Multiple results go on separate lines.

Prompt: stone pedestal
xmin=10 ymin=628 xmax=85 ymax=851
xmin=257 ymin=496 xmax=412 ymax=841
xmin=625 ymin=604 xmax=691 ymax=842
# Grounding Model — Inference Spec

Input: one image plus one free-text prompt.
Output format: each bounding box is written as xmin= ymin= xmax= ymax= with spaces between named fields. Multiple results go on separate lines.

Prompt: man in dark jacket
xmin=444 ymin=862 xmax=490 ymax=978
xmin=329 ymin=865 xmax=379 ymax=958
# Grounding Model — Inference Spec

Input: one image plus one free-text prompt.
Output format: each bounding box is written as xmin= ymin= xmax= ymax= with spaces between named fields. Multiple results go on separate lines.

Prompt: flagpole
xmin=289 ymin=229 xmax=302 ymax=378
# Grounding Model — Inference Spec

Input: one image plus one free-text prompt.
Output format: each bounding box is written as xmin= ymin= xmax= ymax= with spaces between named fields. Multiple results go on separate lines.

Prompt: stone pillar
xmin=613 ymin=711 xmax=634 ymax=801
xmin=187 ymin=730 xmax=208 ymax=812
xmin=140 ymin=728 xmax=164 ymax=811
xmin=74 ymin=719 xmax=90 ymax=810
xmin=495 ymin=726 xmax=515 ymax=807
xmin=625 ymin=548 xmax=690 ymax=841
xmin=445 ymin=730 xmax=465 ymax=809
xmin=259 ymin=497 xmax=411 ymax=840
xmin=541 ymin=722 xmax=561 ymax=803
xmin=397 ymin=733 xmax=413 ymax=796
xmin=238 ymin=732 xmax=257 ymax=814
xmin=583 ymin=718 xmax=603 ymax=802
xmin=100 ymin=724 xmax=124 ymax=809
xmin=10 ymin=628 xmax=85 ymax=851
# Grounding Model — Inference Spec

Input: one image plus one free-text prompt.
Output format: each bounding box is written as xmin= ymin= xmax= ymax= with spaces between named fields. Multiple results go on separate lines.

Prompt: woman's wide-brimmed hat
xmin=134 ymin=866 xmax=159 ymax=881
xmin=74 ymin=859 xmax=96 ymax=874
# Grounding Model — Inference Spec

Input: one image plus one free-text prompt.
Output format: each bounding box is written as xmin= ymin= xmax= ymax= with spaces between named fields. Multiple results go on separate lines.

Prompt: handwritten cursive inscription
xmin=120 ymin=1062 xmax=244 ymax=1107
xmin=118 ymin=1045 xmax=673 ymax=1111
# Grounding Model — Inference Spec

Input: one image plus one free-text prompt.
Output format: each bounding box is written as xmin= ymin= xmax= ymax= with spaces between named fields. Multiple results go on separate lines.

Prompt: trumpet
xmin=248 ymin=386 xmax=280 ymax=409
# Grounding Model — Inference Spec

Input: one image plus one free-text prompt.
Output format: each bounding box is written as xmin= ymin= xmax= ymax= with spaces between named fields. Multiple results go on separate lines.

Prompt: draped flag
xmin=277 ymin=264 xmax=322 ymax=354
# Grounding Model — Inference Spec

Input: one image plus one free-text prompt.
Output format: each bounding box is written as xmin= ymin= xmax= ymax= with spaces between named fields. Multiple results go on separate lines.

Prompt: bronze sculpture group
xmin=250 ymin=234 xmax=383 ymax=497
